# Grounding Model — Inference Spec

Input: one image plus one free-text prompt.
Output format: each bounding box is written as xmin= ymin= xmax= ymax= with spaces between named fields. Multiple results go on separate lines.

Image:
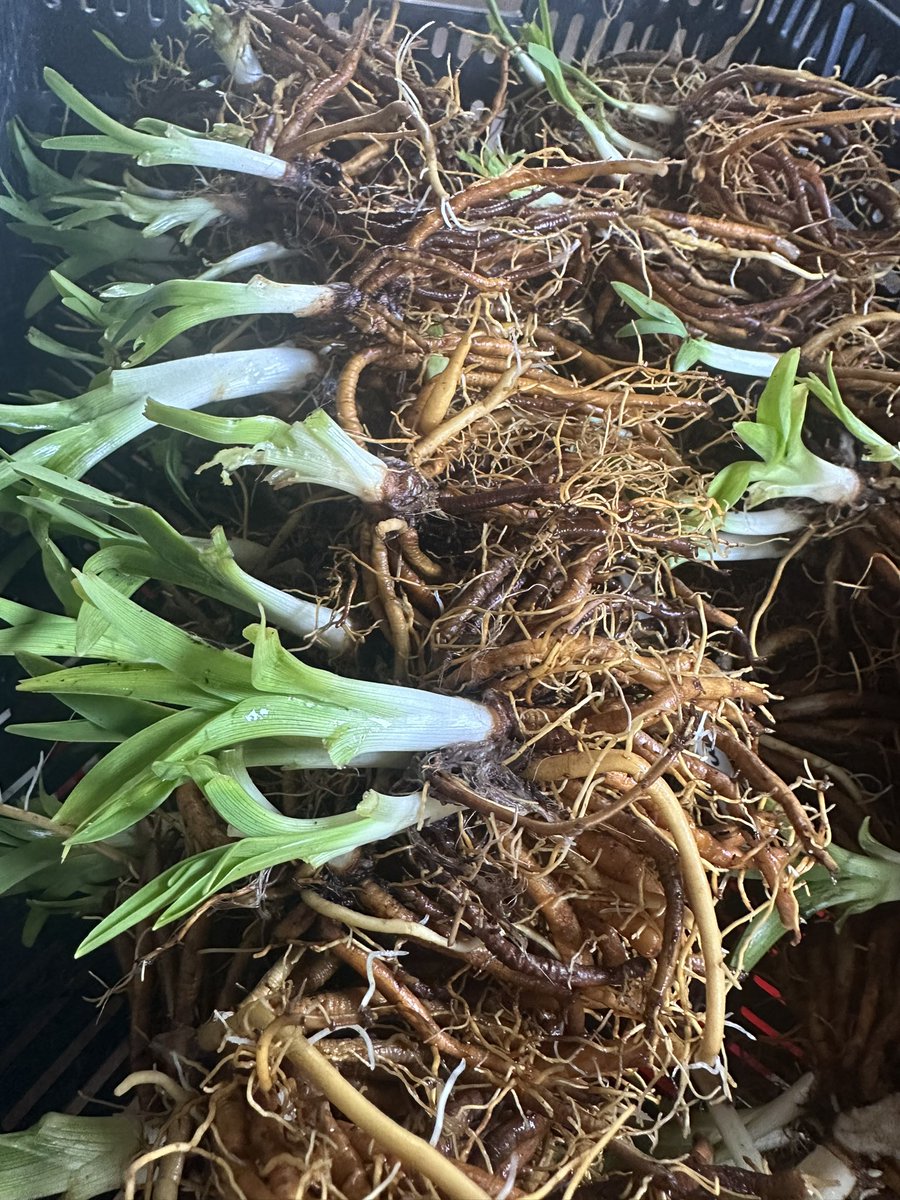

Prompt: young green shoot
xmin=185 ymin=0 xmax=264 ymax=87
xmin=485 ymin=0 xmax=664 ymax=161
xmin=11 ymin=463 xmax=351 ymax=652
xmin=708 ymin=349 xmax=864 ymax=514
xmin=11 ymin=573 xmax=498 ymax=845
xmin=613 ymin=282 xmax=780 ymax=377
xmin=0 ymin=345 xmax=320 ymax=494
xmin=732 ymin=821 xmax=900 ymax=973
xmin=89 ymin=274 xmax=351 ymax=364
xmin=75 ymin=784 xmax=458 ymax=956
xmin=682 ymin=349 xmax=897 ymax=561
xmin=42 ymin=70 xmax=310 ymax=186
xmin=559 ymin=59 xmax=676 ymax=127
xmin=146 ymin=403 xmax=424 ymax=510
xmin=457 ymin=144 xmax=566 ymax=209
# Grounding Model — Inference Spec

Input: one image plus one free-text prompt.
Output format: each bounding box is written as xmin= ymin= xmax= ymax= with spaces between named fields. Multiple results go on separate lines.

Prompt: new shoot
xmin=485 ymin=0 xmax=668 ymax=161
xmin=695 ymin=351 xmax=899 ymax=559
xmin=147 ymin=403 xmax=431 ymax=512
xmin=12 ymin=464 xmax=350 ymax=652
xmin=709 ymin=349 xmax=865 ymax=515
xmin=43 ymin=70 xmax=314 ymax=187
xmin=12 ymin=572 xmax=499 ymax=844
xmin=613 ymin=282 xmax=780 ymax=377
xmin=0 ymin=346 xmax=320 ymax=493
xmin=733 ymin=821 xmax=900 ymax=972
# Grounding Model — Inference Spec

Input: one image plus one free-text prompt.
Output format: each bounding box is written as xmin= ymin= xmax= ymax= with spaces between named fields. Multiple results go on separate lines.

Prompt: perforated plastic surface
xmin=26 ymin=0 xmax=900 ymax=84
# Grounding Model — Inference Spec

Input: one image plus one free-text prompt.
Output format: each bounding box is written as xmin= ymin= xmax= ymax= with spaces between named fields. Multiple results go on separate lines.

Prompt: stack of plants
xmin=1 ymin=3 xmax=898 ymax=1198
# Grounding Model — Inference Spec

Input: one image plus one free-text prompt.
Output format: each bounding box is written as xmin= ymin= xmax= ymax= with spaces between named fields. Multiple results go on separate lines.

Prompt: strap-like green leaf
xmin=6 ymin=718 xmax=123 ymax=743
xmin=18 ymin=659 xmax=227 ymax=711
xmin=806 ymin=358 xmax=900 ymax=468
xmin=75 ymin=789 xmax=441 ymax=955
xmin=0 ymin=598 xmax=135 ymax=660
xmin=72 ymin=570 xmax=253 ymax=699
xmin=57 ymin=705 xmax=209 ymax=834
xmin=612 ymin=281 xmax=687 ymax=333
xmin=16 ymin=652 xmax=171 ymax=734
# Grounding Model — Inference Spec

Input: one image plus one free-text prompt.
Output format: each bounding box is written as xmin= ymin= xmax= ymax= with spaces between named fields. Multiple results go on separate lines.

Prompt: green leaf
xmin=93 ymin=29 xmax=158 ymax=65
xmin=0 ymin=834 xmax=70 ymax=896
xmin=56 ymin=705 xmax=210 ymax=836
xmin=707 ymin=461 xmax=756 ymax=512
xmin=0 ymin=1112 xmax=140 ymax=1200
xmin=537 ymin=0 xmax=555 ymax=44
xmin=733 ymin=420 xmax=780 ymax=463
xmin=705 ymin=347 xmax=863 ymax=516
xmin=74 ymin=563 xmax=145 ymax=657
xmin=858 ymin=817 xmax=900 ymax=864
xmin=17 ymin=659 xmax=227 ymax=711
xmin=42 ymin=68 xmax=166 ymax=153
xmin=143 ymin=401 xmax=285 ymax=446
xmin=7 ymin=120 xmax=76 ymax=197
xmin=146 ymin=401 xmax=389 ymax=502
xmin=75 ymin=788 xmax=446 ymax=955
xmin=620 ymin=318 xmax=681 ymax=340
xmin=153 ymin=432 xmax=207 ymax=522
xmin=755 ymin=348 xmax=800 ymax=444
xmin=90 ymin=275 xmax=341 ymax=364
xmin=42 ymin=70 xmax=288 ymax=181
xmin=26 ymin=327 xmax=106 ymax=367
xmin=806 ymin=358 xmax=900 ymax=469
xmin=163 ymin=752 xmax=298 ymax=837
xmin=16 ymin=651 xmax=173 ymax=734
xmin=72 ymin=570 xmax=253 ymax=700
xmin=673 ymin=339 xmax=707 ymax=372
xmin=484 ymin=0 xmax=518 ymax=50
xmin=25 ymin=506 xmax=80 ymax=616
xmin=6 ymin=718 xmax=123 ymax=743
xmin=10 ymin=466 xmax=346 ymax=648
xmin=611 ymin=282 xmax=686 ymax=334
xmin=0 ymin=597 xmax=136 ymax=660
xmin=0 ymin=813 xmax=122 ymax=945
xmin=50 ymin=270 xmax=107 ymax=325
xmin=526 ymin=42 xmax=572 ymax=105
